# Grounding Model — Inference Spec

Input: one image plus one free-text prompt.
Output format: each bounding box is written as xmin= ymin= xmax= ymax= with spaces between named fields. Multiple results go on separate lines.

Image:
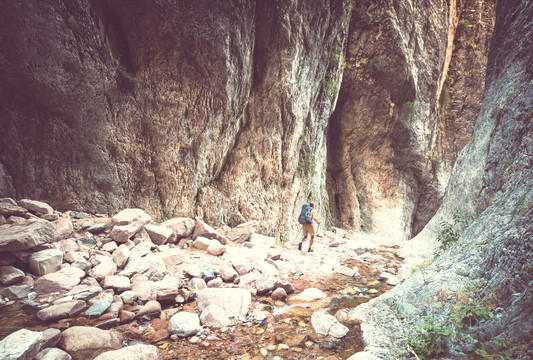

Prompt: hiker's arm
xmin=311 ymin=210 xmax=320 ymax=224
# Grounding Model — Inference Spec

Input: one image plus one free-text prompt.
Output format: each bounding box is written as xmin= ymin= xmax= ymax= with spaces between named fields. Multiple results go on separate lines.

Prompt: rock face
xmin=350 ymin=1 xmax=533 ymax=358
xmin=326 ymin=0 xmax=497 ymax=239
xmin=0 ymin=0 xmax=348 ymax=242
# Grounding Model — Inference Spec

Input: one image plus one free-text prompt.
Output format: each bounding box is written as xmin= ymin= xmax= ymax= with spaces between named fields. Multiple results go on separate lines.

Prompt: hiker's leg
xmin=309 ymin=236 xmax=314 ymax=249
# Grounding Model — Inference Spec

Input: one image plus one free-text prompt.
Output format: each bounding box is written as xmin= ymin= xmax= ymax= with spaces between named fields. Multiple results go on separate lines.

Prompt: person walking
xmin=297 ymin=202 xmax=321 ymax=252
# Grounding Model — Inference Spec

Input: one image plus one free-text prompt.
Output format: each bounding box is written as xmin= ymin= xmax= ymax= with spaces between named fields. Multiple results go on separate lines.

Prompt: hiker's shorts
xmin=302 ymin=223 xmax=315 ymax=237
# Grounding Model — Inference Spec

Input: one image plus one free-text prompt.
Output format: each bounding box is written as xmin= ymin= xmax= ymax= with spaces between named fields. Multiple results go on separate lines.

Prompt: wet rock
xmin=160 ymin=217 xmax=195 ymax=242
xmin=144 ymin=224 xmax=173 ymax=245
xmin=271 ymin=287 xmax=287 ymax=301
xmin=192 ymin=219 xmax=229 ymax=245
xmin=93 ymin=344 xmax=160 ymax=360
xmin=29 ymin=249 xmax=63 ymax=276
xmin=168 ymin=311 xmax=201 ymax=337
xmin=36 ymin=300 xmax=86 ymax=322
xmin=0 ymin=218 xmax=57 ymax=251
xmin=60 ymin=326 xmax=123 ymax=356
xmin=0 ymin=265 xmax=25 ymax=285
xmin=34 ymin=265 xmax=85 ymax=295
xmin=18 ymin=199 xmax=54 ymax=215
xmin=35 ymin=347 xmax=72 ymax=360
xmin=197 ymin=288 xmax=251 ymax=318
xmin=0 ymin=328 xmax=43 ymax=360
xmin=102 ymin=275 xmax=131 ymax=292
xmin=311 ymin=311 xmax=349 ymax=339
xmin=224 ymin=220 xmax=259 ymax=243
xmin=200 ymin=304 xmax=230 ymax=328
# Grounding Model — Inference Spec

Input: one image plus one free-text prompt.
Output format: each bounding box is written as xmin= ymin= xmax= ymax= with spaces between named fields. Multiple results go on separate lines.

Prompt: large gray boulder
xmin=0 ymin=328 xmax=43 ymax=360
xmin=29 ymin=249 xmax=63 ymax=276
xmin=36 ymin=300 xmax=86 ymax=322
xmin=0 ymin=218 xmax=57 ymax=251
xmin=34 ymin=265 xmax=85 ymax=294
xmin=0 ymin=265 xmax=25 ymax=285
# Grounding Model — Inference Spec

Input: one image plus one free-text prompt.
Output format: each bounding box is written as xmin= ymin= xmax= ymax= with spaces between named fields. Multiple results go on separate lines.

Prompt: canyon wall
xmin=0 ymin=0 xmax=495 ymax=241
xmin=326 ymin=0 xmax=495 ymax=240
xmin=351 ymin=0 xmax=533 ymax=358
xmin=0 ymin=0 xmax=349 ymax=239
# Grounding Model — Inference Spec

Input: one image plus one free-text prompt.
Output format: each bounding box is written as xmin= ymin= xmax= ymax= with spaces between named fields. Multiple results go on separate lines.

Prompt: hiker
xmin=297 ymin=202 xmax=321 ymax=252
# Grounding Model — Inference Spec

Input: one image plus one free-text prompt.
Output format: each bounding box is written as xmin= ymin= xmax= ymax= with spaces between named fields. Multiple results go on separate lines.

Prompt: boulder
xmin=219 ymin=264 xmax=239 ymax=282
xmin=34 ymin=266 xmax=85 ymax=295
xmin=311 ymin=311 xmax=349 ymax=339
xmin=200 ymin=304 xmax=230 ymax=328
xmin=2 ymin=284 xmax=31 ymax=299
xmin=85 ymin=300 xmax=112 ymax=316
xmin=131 ymin=280 xmax=157 ymax=302
xmin=18 ymin=199 xmax=54 ymax=215
xmin=101 ymin=241 xmax=118 ymax=252
xmin=0 ymin=328 xmax=43 ymax=360
xmin=0 ymin=218 xmax=57 ymax=251
xmin=35 ymin=348 xmax=72 ymax=360
xmin=102 ymin=275 xmax=131 ymax=292
xmin=36 ymin=300 xmax=86 ymax=322
xmin=111 ymin=209 xmax=151 ymax=226
xmin=160 ymin=217 xmax=195 ymax=241
xmin=60 ymin=326 xmax=123 ymax=356
xmin=207 ymin=242 xmax=226 ymax=256
xmin=249 ymin=233 xmax=276 ymax=248
xmin=187 ymin=277 xmax=207 ymax=297
xmin=197 ymin=288 xmax=251 ymax=318
xmin=143 ymin=224 xmax=173 ymax=245
xmin=119 ymin=290 xmax=138 ymax=305
xmin=224 ymin=220 xmax=259 ymax=243
xmin=0 ymin=265 xmax=25 ymax=285
xmin=191 ymin=219 xmax=229 ymax=245
xmin=58 ymin=239 xmax=78 ymax=253
xmin=119 ymin=254 xmax=150 ymax=278
xmin=40 ymin=328 xmax=62 ymax=349
xmin=66 ymin=285 xmax=102 ymax=301
xmin=168 ymin=311 xmax=201 ymax=337
xmin=0 ymin=203 xmax=28 ymax=218
xmin=29 ymin=249 xmax=63 ymax=276
xmin=53 ymin=218 xmax=74 ymax=240
xmin=93 ymin=344 xmax=160 ymax=360
xmin=155 ymin=276 xmax=180 ymax=301
xmin=90 ymin=261 xmax=117 ymax=281
xmin=112 ymin=244 xmax=130 ymax=268
xmin=192 ymin=236 xmax=213 ymax=250
xmin=136 ymin=300 xmax=161 ymax=318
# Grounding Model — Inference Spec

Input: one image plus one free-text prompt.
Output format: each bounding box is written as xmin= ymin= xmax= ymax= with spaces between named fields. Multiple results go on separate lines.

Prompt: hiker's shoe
xmin=298 ymin=243 xmax=302 ymax=251
xmin=308 ymin=248 xmax=314 ymax=253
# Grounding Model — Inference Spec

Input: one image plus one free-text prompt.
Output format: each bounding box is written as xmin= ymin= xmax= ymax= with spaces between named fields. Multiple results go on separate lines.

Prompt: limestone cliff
xmin=0 ymin=0 xmax=349 ymax=239
xmin=350 ymin=0 xmax=533 ymax=358
xmin=0 ymin=0 xmax=495 ymax=242
xmin=326 ymin=0 xmax=496 ymax=240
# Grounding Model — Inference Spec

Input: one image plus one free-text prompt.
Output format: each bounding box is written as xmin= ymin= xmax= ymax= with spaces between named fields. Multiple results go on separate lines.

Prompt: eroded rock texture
xmin=326 ymin=0 xmax=496 ymax=240
xmin=0 ymin=0 xmax=349 ymax=238
xmin=351 ymin=0 xmax=533 ymax=357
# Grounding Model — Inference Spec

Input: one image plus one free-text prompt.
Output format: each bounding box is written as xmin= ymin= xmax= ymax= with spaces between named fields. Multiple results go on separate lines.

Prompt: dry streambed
xmin=0 ymin=199 xmax=403 ymax=360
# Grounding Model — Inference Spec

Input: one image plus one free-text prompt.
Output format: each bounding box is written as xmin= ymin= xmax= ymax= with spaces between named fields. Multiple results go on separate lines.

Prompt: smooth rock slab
xmin=36 ymin=300 xmax=86 ymax=322
xmin=168 ymin=311 xmax=201 ymax=337
xmin=60 ymin=326 xmax=123 ymax=355
xmin=93 ymin=344 xmax=159 ymax=360
xmin=34 ymin=266 xmax=86 ymax=295
xmin=85 ymin=300 xmax=112 ymax=316
xmin=197 ymin=288 xmax=251 ymax=318
xmin=0 ymin=328 xmax=43 ymax=360
xmin=0 ymin=218 xmax=57 ymax=251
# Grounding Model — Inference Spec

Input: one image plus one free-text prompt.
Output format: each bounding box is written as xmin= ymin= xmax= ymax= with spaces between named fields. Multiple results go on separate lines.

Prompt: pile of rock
xmin=0 ymin=198 xmax=359 ymax=359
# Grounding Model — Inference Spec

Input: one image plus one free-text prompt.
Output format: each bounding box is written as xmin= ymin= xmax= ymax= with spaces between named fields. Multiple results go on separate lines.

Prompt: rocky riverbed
xmin=0 ymin=198 xmax=405 ymax=360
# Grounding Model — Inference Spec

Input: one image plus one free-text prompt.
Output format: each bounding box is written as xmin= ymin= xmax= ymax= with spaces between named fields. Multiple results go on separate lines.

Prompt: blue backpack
xmin=298 ymin=203 xmax=313 ymax=224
